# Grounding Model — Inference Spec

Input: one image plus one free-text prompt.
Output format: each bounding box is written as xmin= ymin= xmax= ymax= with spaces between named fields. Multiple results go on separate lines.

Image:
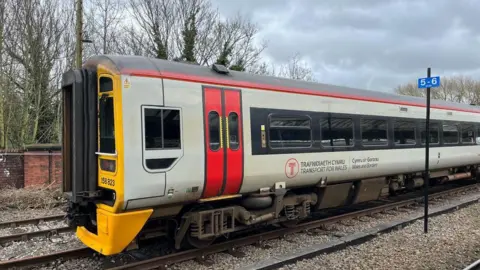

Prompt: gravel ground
xmin=279 ymin=201 xmax=480 ymax=270
xmin=0 ymin=207 xmax=64 ymax=223
xmin=3 ymin=186 xmax=479 ymax=270
xmin=169 ymin=189 xmax=480 ymax=270
xmin=0 ymin=219 xmax=67 ymax=237
xmin=0 ymin=232 xmax=84 ymax=262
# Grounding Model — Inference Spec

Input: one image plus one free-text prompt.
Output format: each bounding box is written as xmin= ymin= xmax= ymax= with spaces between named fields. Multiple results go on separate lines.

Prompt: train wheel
xmin=280 ymin=191 xmax=300 ymax=228
xmin=185 ymin=231 xmax=216 ymax=249
xmin=184 ymin=204 xmax=216 ymax=249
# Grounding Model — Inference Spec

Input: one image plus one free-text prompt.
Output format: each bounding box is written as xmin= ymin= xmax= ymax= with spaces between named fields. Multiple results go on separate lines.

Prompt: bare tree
xmin=212 ymin=13 xmax=267 ymax=71
xmin=127 ymin=0 xmax=266 ymax=70
xmin=128 ymin=0 xmax=176 ymax=59
xmin=84 ymin=0 xmax=124 ymax=56
xmin=394 ymin=75 xmax=480 ymax=105
xmin=250 ymin=53 xmax=316 ymax=82
xmin=2 ymin=0 xmax=70 ymax=146
xmin=0 ymin=0 xmax=6 ymax=147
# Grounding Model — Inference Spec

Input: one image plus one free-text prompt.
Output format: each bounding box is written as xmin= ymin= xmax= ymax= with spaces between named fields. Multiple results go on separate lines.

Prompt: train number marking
xmin=101 ymin=177 xmax=115 ymax=187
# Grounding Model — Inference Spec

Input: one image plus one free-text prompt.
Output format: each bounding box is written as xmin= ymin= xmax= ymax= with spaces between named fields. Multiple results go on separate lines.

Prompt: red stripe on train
xmin=120 ymin=68 xmax=480 ymax=114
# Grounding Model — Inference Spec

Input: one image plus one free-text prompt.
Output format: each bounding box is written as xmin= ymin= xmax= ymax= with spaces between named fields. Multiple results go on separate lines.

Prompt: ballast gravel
xmin=279 ymin=201 xmax=480 ymax=270
xmin=171 ymin=189 xmax=480 ymax=270
xmin=0 ymin=207 xmax=64 ymax=223
xmin=3 ymin=187 xmax=480 ymax=270
xmin=0 ymin=232 xmax=84 ymax=262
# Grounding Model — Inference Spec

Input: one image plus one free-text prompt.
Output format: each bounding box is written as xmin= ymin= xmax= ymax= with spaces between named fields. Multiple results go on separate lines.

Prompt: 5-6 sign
xmin=418 ymin=76 xmax=440 ymax=89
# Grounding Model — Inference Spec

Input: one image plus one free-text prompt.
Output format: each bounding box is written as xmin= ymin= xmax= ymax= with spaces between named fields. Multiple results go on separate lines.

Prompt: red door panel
xmin=222 ymin=89 xmax=244 ymax=195
xmin=202 ymin=88 xmax=224 ymax=198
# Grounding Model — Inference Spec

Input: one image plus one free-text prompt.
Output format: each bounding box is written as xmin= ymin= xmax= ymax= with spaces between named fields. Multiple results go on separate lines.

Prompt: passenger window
xmin=269 ymin=115 xmax=312 ymax=148
xmin=320 ymin=117 xmax=354 ymax=147
xmin=394 ymin=120 xmax=416 ymax=145
xmin=99 ymin=77 xmax=113 ymax=92
xmin=361 ymin=119 xmax=388 ymax=146
xmin=209 ymin=111 xmax=221 ymax=151
xmin=477 ymin=127 xmax=480 ymax=144
xmin=144 ymin=108 xmax=181 ymax=149
xmin=99 ymin=96 xmax=115 ymax=153
xmin=443 ymin=124 xmax=459 ymax=144
xmin=461 ymin=123 xmax=475 ymax=144
xmin=420 ymin=122 xmax=439 ymax=144
xmin=228 ymin=112 xmax=239 ymax=150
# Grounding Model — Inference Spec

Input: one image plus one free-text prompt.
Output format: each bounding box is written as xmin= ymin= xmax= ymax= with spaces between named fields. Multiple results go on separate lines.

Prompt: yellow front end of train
xmin=62 ymin=61 xmax=152 ymax=255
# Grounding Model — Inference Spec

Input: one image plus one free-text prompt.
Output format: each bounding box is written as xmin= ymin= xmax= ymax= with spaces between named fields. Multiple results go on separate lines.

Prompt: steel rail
xmin=462 ymin=258 xmax=480 ymax=270
xmin=106 ymin=183 xmax=479 ymax=270
xmin=0 ymin=184 xmax=475 ymax=269
xmin=0 ymin=214 xmax=65 ymax=229
xmin=0 ymin=247 xmax=94 ymax=269
xmin=0 ymin=226 xmax=74 ymax=244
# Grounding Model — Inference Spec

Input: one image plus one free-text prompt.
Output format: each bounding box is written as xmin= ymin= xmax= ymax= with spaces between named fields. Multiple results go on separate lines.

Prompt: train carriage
xmin=61 ymin=55 xmax=480 ymax=255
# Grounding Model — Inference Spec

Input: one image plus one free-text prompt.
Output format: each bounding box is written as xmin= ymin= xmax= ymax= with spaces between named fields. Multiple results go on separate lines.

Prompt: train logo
xmin=285 ymin=158 xmax=299 ymax=178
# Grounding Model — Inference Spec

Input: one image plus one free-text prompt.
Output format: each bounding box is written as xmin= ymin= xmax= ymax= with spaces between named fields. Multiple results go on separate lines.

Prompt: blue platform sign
xmin=418 ymin=76 xmax=440 ymax=88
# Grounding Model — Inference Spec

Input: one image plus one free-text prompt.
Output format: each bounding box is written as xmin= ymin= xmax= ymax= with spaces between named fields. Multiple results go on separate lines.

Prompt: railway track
xmin=0 ymin=226 xmax=74 ymax=244
xmin=1 ymin=247 xmax=94 ymax=269
xmin=0 ymin=214 xmax=65 ymax=229
xmin=1 ymin=183 xmax=478 ymax=270
xmin=0 ymin=214 xmax=72 ymax=245
xmin=106 ymin=183 xmax=480 ymax=270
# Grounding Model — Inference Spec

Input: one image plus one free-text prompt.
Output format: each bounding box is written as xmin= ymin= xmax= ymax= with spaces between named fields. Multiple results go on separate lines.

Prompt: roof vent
xmin=212 ymin=63 xmax=230 ymax=75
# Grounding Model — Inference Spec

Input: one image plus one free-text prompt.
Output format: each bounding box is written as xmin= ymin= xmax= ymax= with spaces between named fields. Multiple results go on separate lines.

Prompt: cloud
xmin=210 ymin=0 xmax=480 ymax=92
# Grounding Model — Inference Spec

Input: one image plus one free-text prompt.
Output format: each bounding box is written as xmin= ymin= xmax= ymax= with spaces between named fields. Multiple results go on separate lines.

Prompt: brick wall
xmin=0 ymin=150 xmax=24 ymax=188
xmin=24 ymin=151 xmax=62 ymax=187
xmin=0 ymin=144 xmax=62 ymax=189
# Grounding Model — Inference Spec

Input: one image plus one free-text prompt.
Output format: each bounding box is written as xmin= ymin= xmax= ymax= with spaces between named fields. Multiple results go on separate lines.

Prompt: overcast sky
xmin=211 ymin=0 xmax=480 ymax=92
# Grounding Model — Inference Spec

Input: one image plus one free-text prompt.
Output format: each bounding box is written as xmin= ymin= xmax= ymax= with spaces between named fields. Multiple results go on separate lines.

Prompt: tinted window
xmin=461 ymin=123 xmax=475 ymax=144
xmin=477 ymin=127 xmax=480 ymax=144
xmin=163 ymin=109 xmax=181 ymax=148
xmin=269 ymin=115 xmax=312 ymax=148
xmin=146 ymin=158 xmax=176 ymax=170
xmin=208 ymin=111 xmax=221 ymax=151
xmin=320 ymin=117 xmax=354 ymax=147
xmin=99 ymin=77 xmax=113 ymax=92
xmin=443 ymin=124 xmax=458 ymax=144
xmin=99 ymin=96 xmax=115 ymax=153
xmin=420 ymin=122 xmax=439 ymax=144
xmin=361 ymin=119 xmax=388 ymax=146
xmin=394 ymin=120 xmax=416 ymax=145
xmin=228 ymin=112 xmax=239 ymax=150
xmin=144 ymin=108 xmax=181 ymax=149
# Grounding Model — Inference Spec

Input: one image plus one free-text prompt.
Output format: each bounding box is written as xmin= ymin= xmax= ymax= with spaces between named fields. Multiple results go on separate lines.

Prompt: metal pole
xmin=75 ymin=0 xmax=83 ymax=69
xmin=424 ymin=67 xmax=431 ymax=234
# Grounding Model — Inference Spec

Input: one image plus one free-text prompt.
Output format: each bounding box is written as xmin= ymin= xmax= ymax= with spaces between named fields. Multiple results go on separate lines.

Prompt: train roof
xmin=84 ymin=55 xmax=480 ymax=114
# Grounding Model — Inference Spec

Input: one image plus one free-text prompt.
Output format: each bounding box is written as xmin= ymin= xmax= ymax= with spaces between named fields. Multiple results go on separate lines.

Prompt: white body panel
xmin=121 ymin=75 xmax=480 ymax=210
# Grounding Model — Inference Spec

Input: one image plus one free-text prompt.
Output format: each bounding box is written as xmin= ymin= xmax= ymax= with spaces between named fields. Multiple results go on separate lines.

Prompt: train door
xmin=202 ymin=87 xmax=244 ymax=198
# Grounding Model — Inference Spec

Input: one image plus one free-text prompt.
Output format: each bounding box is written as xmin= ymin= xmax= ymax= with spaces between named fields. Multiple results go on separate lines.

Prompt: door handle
xmin=219 ymin=115 xmax=224 ymax=149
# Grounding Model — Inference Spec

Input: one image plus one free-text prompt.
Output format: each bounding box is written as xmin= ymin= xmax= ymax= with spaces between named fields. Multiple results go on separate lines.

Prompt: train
xmin=61 ymin=55 xmax=480 ymax=256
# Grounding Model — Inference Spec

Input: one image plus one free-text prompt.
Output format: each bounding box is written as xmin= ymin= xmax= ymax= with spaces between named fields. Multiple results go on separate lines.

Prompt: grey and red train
xmin=61 ymin=55 xmax=480 ymax=255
